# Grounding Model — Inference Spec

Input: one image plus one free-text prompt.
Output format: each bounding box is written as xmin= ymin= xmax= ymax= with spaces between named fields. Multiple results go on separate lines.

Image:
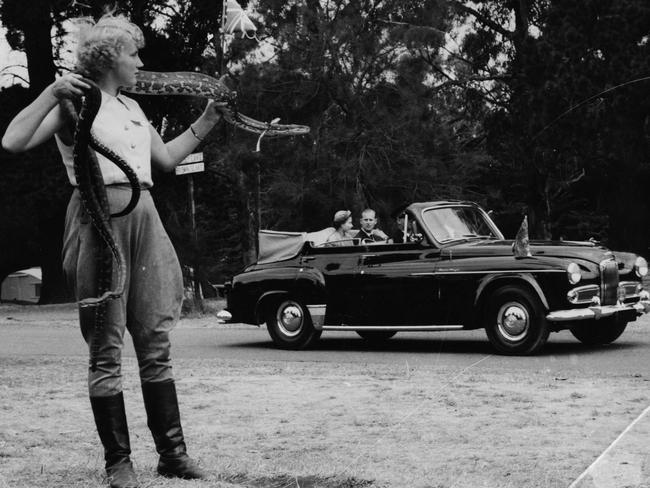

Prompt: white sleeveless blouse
xmin=55 ymin=91 xmax=153 ymax=187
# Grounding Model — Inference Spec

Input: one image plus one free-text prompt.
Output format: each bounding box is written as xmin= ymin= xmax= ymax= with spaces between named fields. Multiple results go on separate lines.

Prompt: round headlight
xmin=634 ymin=257 xmax=648 ymax=277
xmin=567 ymin=262 xmax=582 ymax=285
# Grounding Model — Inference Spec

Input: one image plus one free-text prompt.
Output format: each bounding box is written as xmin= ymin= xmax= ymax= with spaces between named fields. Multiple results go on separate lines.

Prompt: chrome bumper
xmin=216 ymin=310 xmax=233 ymax=323
xmin=546 ymin=300 xmax=650 ymax=322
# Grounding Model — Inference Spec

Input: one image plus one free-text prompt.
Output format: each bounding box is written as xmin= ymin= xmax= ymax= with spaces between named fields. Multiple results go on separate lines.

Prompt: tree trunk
xmin=22 ymin=3 xmax=56 ymax=96
xmin=238 ymin=167 xmax=257 ymax=266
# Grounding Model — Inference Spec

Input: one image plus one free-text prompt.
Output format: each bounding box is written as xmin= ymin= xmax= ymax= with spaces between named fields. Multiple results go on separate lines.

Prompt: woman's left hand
xmin=202 ymin=100 xmax=230 ymax=125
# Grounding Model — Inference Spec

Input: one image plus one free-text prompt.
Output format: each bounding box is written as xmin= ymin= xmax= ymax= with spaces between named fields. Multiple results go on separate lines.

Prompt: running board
xmin=321 ymin=325 xmax=465 ymax=332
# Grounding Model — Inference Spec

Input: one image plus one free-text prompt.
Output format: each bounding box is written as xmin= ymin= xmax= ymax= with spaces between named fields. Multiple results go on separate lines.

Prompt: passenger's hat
xmin=333 ymin=210 xmax=352 ymax=226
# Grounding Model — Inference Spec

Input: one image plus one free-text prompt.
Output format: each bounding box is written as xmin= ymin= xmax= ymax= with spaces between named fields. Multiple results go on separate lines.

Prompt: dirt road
xmin=2 ymin=302 xmax=650 ymax=375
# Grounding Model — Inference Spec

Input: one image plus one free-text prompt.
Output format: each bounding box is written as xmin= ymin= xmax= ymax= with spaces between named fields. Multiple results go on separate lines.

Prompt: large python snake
xmin=124 ymin=71 xmax=311 ymax=137
xmin=63 ymin=71 xmax=310 ymax=370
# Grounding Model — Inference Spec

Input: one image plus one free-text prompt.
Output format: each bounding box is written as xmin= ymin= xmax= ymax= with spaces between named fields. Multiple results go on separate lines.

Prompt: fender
xmin=252 ymin=266 xmax=328 ymax=323
xmin=294 ymin=266 xmax=327 ymax=302
xmin=254 ymin=290 xmax=291 ymax=324
xmin=230 ymin=266 xmax=299 ymax=324
xmin=474 ymin=272 xmax=550 ymax=310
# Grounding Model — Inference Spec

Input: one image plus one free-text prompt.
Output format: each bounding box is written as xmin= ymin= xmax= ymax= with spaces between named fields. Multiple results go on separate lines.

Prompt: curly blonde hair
xmin=75 ymin=13 xmax=145 ymax=80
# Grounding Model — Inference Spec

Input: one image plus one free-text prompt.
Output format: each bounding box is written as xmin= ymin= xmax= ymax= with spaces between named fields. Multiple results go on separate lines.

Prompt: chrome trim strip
xmin=634 ymin=301 xmax=650 ymax=314
xmin=546 ymin=300 xmax=650 ymax=322
xmin=412 ymin=269 xmax=565 ymax=276
xmin=323 ymin=325 xmax=464 ymax=331
xmin=619 ymin=281 xmax=639 ymax=287
xmin=568 ymin=284 xmax=599 ymax=293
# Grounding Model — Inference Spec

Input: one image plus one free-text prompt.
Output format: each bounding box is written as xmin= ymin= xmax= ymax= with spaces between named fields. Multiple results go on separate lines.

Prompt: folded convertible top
xmin=257 ymin=228 xmax=335 ymax=264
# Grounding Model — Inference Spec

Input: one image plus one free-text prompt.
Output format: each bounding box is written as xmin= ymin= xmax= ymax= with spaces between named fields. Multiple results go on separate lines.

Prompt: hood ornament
xmin=513 ymin=215 xmax=532 ymax=258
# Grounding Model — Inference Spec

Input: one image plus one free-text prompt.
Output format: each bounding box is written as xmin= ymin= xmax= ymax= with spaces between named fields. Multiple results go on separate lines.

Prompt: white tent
xmin=1 ymin=267 xmax=42 ymax=303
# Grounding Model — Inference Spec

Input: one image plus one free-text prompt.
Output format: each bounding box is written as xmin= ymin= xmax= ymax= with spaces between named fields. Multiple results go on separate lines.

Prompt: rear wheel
xmin=356 ymin=330 xmax=397 ymax=342
xmin=265 ymin=298 xmax=321 ymax=349
xmin=484 ymin=285 xmax=549 ymax=355
xmin=570 ymin=318 xmax=628 ymax=345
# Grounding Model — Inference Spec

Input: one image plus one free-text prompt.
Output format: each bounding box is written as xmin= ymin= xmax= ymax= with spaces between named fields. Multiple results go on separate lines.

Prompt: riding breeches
xmin=62 ymin=187 xmax=184 ymax=397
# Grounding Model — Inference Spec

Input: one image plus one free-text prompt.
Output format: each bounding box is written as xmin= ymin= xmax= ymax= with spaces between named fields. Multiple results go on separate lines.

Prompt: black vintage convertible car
xmin=219 ymin=201 xmax=650 ymax=355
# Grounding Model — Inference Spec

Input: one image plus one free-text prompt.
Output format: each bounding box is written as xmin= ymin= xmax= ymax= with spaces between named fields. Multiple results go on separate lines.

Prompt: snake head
xmin=216 ymin=75 xmax=237 ymax=101
xmin=218 ymin=74 xmax=236 ymax=89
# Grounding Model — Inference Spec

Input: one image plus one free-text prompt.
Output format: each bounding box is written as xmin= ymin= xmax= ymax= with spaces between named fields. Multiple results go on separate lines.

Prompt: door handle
xmin=302 ymin=256 xmax=316 ymax=262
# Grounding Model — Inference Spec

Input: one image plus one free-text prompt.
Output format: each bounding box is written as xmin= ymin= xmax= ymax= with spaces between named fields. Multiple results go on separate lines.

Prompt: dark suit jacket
xmin=354 ymin=229 xmax=387 ymax=242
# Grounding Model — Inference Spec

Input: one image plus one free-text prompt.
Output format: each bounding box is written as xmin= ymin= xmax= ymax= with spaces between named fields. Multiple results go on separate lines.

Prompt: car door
xmin=353 ymin=243 xmax=444 ymax=325
xmin=299 ymin=245 xmax=363 ymax=324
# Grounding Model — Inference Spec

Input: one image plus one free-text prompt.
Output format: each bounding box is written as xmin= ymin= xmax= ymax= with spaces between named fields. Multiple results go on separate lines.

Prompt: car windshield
xmin=422 ymin=206 xmax=501 ymax=243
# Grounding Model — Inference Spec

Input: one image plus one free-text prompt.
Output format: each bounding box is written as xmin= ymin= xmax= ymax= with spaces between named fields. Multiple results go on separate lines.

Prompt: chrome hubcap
xmin=497 ymin=302 xmax=529 ymax=341
xmin=276 ymin=301 xmax=303 ymax=337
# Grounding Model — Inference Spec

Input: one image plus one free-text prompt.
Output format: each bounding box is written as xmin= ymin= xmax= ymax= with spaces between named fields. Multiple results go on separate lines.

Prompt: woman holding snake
xmin=2 ymin=13 xmax=224 ymax=488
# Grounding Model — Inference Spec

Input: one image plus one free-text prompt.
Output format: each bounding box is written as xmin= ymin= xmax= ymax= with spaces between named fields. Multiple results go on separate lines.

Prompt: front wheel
xmin=570 ymin=318 xmax=628 ymax=345
xmin=484 ymin=286 xmax=549 ymax=355
xmin=265 ymin=298 xmax=321 ymax=349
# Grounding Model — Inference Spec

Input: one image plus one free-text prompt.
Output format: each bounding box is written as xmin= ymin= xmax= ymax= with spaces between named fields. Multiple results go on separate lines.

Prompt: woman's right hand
xmin=2 ymin=73 xmax=89 ymax=152
xmin=51 ymin=74 xmax=91 ymax=100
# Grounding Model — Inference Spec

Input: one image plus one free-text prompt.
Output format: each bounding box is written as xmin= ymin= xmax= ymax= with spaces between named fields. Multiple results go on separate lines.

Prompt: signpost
xmin=176 ymin=153 xmax=204 ymax=308
xmin=174 ymin=162 xmax=204 ymax=175
xmin=175 ymin=152 xmax=205 ymax=176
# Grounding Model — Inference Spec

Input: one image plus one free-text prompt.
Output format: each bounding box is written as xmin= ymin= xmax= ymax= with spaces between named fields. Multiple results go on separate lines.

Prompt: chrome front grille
xmin=600 ymin=259 xmax=619 ymax=305
xmin=618 ymin=281 xmax=641 ymax=302
xmin=567 ymin=284 xmax=599 ymax=304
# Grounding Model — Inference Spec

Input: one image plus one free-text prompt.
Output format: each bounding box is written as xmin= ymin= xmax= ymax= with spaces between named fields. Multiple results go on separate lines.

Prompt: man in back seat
xmin=354 ymin=208 xmax=389 ymax=243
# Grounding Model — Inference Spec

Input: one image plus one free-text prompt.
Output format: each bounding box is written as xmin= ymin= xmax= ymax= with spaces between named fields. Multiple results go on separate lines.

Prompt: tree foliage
xmin=451 ymin=0 xmax=650 ymax=248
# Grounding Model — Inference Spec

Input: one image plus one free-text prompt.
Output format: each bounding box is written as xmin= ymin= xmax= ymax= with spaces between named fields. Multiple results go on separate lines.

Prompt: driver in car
xmin=354 ymin=208 xmax=389 ymax=243
xmin=392 ymin=213 xmax=422 ymax=243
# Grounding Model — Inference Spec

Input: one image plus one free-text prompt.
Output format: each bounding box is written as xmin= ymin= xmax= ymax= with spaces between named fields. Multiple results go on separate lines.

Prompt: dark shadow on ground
xmin=222 ymin=331 xmax=639 ymax=357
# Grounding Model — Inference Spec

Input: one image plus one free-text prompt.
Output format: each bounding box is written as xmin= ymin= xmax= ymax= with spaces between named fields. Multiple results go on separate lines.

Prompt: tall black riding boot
xmin=141 ymin=380 xmax=206 ymax=479
xmin=89 ymin=393 xmax=139 ymax=488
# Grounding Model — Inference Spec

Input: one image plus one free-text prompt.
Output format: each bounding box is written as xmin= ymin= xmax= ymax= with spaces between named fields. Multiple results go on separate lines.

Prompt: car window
xmin=422 ymin=206 xmax=499 ymax=243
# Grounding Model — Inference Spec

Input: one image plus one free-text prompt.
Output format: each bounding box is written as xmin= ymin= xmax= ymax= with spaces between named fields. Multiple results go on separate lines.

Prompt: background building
xmin=1 ymin=267 xmax=41 ymax=303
